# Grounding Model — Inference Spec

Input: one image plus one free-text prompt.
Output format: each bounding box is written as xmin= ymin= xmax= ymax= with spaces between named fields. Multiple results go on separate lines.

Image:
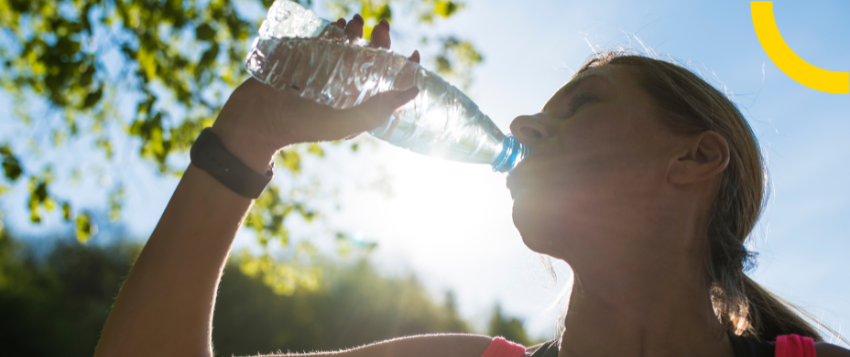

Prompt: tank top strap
xmin=775 ymin=334 xmax=816 ymax=357
xmin=481 ymin=336 xmax=527 ymax=357
xmin=727 ymin=330 xmax=775 ymax=357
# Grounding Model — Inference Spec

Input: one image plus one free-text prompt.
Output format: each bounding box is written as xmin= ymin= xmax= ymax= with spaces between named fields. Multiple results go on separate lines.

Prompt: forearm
xmin=94 ymin=163 xmax=258 ymax=357
xmin=92 ymin=44 xmax=410 ymax=354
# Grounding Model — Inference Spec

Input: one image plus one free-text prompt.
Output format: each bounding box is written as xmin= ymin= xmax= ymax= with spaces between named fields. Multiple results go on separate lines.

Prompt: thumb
xmin=334 ymin=86 xmax=420 ymax=137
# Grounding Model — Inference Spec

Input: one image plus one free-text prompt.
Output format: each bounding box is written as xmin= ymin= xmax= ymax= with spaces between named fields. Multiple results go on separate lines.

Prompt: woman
xmin=93 ymin=15 xmax=849 ymax=357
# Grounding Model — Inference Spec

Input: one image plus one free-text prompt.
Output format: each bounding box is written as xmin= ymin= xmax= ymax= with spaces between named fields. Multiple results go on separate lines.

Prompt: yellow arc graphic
xmin=751 ymin=1 xmax=849 ymax=94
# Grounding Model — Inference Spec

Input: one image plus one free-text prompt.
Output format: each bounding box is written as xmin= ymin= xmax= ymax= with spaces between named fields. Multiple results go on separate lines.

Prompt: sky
xmin=318 ymin=0 xmax=850 ymax=343
xmin=317 ymin=0 xmax=850 ymax=343
xmin=2 ymin=0 xmax=849 ymax=346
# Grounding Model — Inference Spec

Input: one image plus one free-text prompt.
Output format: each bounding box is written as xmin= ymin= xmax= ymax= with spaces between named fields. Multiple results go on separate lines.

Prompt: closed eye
xmin=566 ymin=92 xmax=598 ymax=117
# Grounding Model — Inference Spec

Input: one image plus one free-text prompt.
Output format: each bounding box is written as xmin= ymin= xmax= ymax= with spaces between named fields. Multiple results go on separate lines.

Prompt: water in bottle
xmin=245 ymin=0 xmax=528 ymax=172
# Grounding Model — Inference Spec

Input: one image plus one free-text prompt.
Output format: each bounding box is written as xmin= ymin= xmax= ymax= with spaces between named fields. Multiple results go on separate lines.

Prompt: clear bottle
xmin=245 ymin=0 xmax=528 ymax=172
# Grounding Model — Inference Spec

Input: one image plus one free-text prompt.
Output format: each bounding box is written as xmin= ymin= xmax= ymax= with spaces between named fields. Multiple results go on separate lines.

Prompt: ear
xmin=668 ymin=131 xmax=730 ymax=185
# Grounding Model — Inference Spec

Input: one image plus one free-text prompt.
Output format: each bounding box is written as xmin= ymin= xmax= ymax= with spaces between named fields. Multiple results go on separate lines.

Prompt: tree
xmin=0 ymin=232 xmax=498 ymax=357
xmin=0 ymin=232 xmax=141 ymax=356
xmin=0 ymin=0 xmax=483 ymax=294
xmin=487 ymin=302 xmax=544 ymax=347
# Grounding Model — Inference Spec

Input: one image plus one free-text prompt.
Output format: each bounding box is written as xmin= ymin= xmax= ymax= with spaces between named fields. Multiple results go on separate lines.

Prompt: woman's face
xmin=508 ymin=64 xmax=689 ymax=265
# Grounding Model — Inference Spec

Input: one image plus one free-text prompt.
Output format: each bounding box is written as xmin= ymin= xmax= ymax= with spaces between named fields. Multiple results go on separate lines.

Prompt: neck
xmin=557 ymin=262 xmax=733 ymax=357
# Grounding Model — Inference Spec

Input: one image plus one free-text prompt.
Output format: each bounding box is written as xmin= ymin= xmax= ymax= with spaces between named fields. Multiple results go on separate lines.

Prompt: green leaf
xmin=75 ymin=212 xmax=95 ymax=244
xmin=277 ymin=149 xmax=301 ymax=174
xmin=27 ymin=177 xmax=55 ymax=224
xmin=434 ymin=1 xmax=460 ymax=18
xmin=237 ymin=253 xmax=322 ymax=296
xmin=306 ymin=143 xmax=325 ymax=157
xmin=95 ymin=138 xmax=113 ymax=159
xmin=435 ymin=55 xmax=451 ymax=74
xmin=376 ymin=4 xmax=392 ymax=21
xmin=296 ymin=204 xmax=317 ymax=222
xmin=433 ymin=36 xmax=483 ymax=91
xmin=195 ymin=23 xmax=216 ymax=41
xmin=82 ymin=85 xmax=103 ymax=109
xmin=62 ymin=202 xmax=71 ymax=221
xmin=0 ymin=145 xmax=23 ymax=181
xmin=108 ymin=185 xmax=124 ymax=221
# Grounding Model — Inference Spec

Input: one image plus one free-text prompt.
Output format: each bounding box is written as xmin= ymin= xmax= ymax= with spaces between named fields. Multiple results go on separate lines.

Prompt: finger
xmin=344 ymin=14 xmax=364 ymax=39
xmin=327 ymin=87 xmax=420 ymax=138
xmin=408 ymin=50 xmax=420 ymax=64
xmin=334 ymin=18 xmax=346 ymax=29
xmin=370 ymin=19 xmax=391 ymax=49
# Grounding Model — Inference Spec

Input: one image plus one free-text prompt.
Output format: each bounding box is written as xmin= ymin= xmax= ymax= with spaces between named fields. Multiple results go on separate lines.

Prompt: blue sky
xmin=329 ymin=0 xmax=850 ymax=342
xmin=2 ymin=0 xmax=848 ymax=345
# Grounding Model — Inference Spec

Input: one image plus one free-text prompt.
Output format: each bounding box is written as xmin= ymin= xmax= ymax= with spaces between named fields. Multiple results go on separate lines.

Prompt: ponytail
xmin=741 ymin=275 xmax=850 ymax=342
xmin=739 ymin=275 xmax=823 ymax=341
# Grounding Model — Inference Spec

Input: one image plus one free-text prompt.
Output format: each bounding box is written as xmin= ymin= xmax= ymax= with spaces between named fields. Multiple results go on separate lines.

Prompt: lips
xmin=506 ymin=160 xmax=530 ymax=199
xmin=506 ymin=177 xmax=519 ymax=199
xmin=507 ymin=185 xmax=527 ymax=200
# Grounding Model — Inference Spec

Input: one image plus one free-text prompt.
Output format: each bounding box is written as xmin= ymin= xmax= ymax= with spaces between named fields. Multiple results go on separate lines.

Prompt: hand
xmin=211 ymin=15 xmax=421 ymax=173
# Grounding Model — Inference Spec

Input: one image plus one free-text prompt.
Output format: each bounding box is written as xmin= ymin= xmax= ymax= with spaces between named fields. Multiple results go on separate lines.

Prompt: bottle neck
xmin=491 ymin=135 xmax=529 ymax=173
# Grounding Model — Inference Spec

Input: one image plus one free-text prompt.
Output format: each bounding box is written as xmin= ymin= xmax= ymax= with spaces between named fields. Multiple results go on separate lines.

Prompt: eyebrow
xmin=542 ymin=73 xmax=608 ymax=112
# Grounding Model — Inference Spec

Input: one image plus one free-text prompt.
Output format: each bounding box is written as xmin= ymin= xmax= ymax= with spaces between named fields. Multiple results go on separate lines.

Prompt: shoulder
xmin=815 ymin=342 xmax=850 ymax=357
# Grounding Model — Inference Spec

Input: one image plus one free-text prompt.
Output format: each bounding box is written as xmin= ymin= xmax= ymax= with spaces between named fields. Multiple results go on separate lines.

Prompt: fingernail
xmin=379 ymin=19 xmax=389 ymax=26
xmin=353 ymin=14 xmax=364 ymax=23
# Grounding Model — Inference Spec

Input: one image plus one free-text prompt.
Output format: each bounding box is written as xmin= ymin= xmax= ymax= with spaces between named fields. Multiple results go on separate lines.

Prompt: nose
xmin=509 ymin=114 xmax=553 ymax=146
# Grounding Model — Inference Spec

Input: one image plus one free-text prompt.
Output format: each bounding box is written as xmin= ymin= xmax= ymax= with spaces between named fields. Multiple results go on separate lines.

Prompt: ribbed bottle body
xmin=246 ymin=0 xmax=526 ymax=171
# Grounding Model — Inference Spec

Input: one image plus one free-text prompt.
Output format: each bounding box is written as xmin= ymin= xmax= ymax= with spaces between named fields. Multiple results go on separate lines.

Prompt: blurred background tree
xmin=487 ymin=303 xmax=533 ymax=347
xmin=0 ymin=0 xmax=484 ymax=294
xmin=0 ymin=231 xmax=545 ymax=356
xmin=0 ymin=1 xmax=546 ymax=352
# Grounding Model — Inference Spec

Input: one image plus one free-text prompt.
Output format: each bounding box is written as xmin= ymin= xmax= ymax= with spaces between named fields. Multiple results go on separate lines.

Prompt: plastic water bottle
xmin=245 ymin=0 xmax=528 ymax=172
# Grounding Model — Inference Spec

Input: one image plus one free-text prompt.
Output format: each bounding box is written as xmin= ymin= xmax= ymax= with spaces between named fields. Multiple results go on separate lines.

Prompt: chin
xmin=512 ymin=193 xmax=573 ymax=257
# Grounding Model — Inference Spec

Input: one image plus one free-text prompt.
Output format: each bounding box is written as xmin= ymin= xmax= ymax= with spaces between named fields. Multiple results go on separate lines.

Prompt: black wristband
xmin=190 ymin=128 xmax=273 ymax=199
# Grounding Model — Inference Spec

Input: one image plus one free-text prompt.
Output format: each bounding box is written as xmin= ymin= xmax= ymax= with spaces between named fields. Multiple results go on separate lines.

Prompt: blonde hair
xmin=542 ymin=50 xmax=841 ymax=343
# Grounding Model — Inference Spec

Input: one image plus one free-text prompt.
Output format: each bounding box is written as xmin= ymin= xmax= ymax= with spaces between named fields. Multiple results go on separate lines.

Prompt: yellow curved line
xmin=751 ymin=1 xmax=848 ymax=94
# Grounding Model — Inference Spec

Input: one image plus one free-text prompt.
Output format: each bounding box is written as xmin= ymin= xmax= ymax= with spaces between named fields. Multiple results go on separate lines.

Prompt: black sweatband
xmin=190 ymin=127 xmax=273 ymax=199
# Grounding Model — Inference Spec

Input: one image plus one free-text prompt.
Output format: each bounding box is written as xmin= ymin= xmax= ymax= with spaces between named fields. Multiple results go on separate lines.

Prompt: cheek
xmin=511 ymin=111 xmax=669 ymax=247
xmin=556 ymin=115 xmax=662 ymax=193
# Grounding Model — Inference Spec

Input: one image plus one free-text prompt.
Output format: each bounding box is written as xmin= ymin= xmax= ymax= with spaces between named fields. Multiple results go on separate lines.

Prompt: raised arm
xmin=91 ymin=135 xmax=264 ymax=357
xmin=93 ymin=17 xmax=421 ymax=357
xmin=258 ymin=333 xmax=495 ymax=357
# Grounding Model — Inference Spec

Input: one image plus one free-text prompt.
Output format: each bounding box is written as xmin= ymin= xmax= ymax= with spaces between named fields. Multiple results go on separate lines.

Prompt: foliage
xmin=215 ymin=251 xmax=476 ymax=355
xmin=0 ymin=233 xmax=142 ymax=357
xmin=487 ymin=303 xmax=542 ymax=347
xmin=0 ymin=233 xmax=543 ymax=357
xmin=0 ymin=0 xmax=483 ymax=293
xmin=325 ymin=0 xmax=481 ymax=90
xmin=433 ymin=36 xmax=483 ymax=91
